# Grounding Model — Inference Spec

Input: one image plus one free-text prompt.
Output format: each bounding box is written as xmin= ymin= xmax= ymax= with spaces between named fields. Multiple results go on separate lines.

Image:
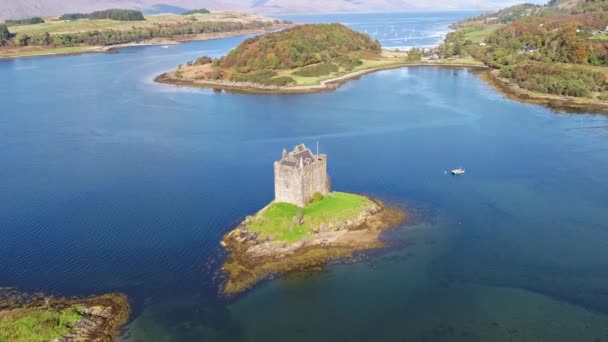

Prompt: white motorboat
xmin=451 ymin=168 xmax=465 ymax=175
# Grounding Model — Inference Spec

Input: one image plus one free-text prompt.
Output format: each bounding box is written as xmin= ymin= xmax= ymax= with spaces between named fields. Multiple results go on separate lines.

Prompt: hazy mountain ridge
xmin=1 ymin=0 xmax=543 ymax=20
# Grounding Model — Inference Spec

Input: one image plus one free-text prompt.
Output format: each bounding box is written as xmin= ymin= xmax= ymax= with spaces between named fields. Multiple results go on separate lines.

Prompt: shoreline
xmin=482 ymin=70 xmax=608 ymax=114
xmin=0 ymin=25 xmax=292 ymax=60
xmin=157 ymin=59 xmax=608 ymax=114
xmin=220 ymin=196 xmax=406 ymax=295
xmin=155 ymin=61 xmax=489 ymax=94
xmin=0 ymin=289 xmax=129 ymax=342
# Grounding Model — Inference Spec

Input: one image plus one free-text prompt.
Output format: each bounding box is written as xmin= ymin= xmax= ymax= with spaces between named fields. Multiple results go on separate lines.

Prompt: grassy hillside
xmin=439 ymin=0 xmax=608 ymax=101
xmin=9 ymin=12 xmax=275 ymax=35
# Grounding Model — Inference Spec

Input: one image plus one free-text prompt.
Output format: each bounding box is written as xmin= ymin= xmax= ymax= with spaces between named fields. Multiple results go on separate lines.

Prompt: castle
xmin=274 ymin=144 xmax=331 ymax=207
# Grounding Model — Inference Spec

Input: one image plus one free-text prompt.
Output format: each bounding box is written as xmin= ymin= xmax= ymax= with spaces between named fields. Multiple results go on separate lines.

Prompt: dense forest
xmin=217 ymin=24 xmax=381 ymax=71
xmin=5 ymin=17 xmax=44 ymax=26
xmin=88 ymin=9 xmax=145 ymax=21
xmin=440 ymin=0 xmax=608 ymax=99
xmin=182 ymin=9 xmax=210 ymax=15
xmin=3 ymin=20 xmax=274 ymax=47
xmin=56 ymin=9 xmax=144 ymax=21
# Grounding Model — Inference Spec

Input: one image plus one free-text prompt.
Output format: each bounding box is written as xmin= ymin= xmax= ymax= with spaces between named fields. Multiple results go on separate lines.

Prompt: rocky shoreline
xmin=0 ymin=289 xmax=129 ymax=342
xmin=157 ymin=59 xmax=608 ymax=115
xmin=155 ymin=62 xmax=488 ymax=94
xmin=220 ymin=198 xmax=405 ymax=295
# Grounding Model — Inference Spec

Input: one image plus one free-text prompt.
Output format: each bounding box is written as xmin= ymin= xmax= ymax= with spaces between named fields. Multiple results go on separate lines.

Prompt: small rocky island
xmin=220 ymin=144 xmax=405 ymax=294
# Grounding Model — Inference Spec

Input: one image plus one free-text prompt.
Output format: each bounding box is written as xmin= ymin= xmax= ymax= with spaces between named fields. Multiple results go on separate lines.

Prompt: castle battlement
xmin=274 ymin=144 xmax=331 ymax=207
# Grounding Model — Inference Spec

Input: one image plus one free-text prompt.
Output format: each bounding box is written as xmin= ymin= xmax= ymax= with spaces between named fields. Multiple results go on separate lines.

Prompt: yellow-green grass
xmin=10 ymin=12 xmax=274 ymax=35
xmin=0 ymin=46 xmax=100 ymax=58
xmin=273 ymin=55 xmax=481 ymax=87
xmin=553 ymin=62 xmax=608 ymax=78
xmin=591 ymin=33 xmax=608 ymax=41
xmin=0 ymin=306 xmax=83 ymax=342
xmin=247 ymin=192 xmax=375 ymax=242
xmin=276 ymin=57 xmax=408 ymax=86
xmin=463 ymin=24 xmax=503 ymax=44
xmin=429 ymin=55 xmax=486 ymax=66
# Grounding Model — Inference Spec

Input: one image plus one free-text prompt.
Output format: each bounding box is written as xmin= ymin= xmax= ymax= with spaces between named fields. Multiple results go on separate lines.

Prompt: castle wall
xmin=303 ymin=155 xmax=329 ymax=201
xmin=274 ymin=154 xmax=330 ymax=207
xmin=274 ymin=161 xmax=305 ymax=206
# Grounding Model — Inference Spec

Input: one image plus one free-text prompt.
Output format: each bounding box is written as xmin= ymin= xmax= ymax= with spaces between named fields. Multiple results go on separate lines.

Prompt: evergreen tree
xmin=0 ymin=24 xmax=10 ymax=45
xmin=59 ymin=13 xmax=89 ymax=21
xmin=182 ymin=9 xmax=210 ymax=15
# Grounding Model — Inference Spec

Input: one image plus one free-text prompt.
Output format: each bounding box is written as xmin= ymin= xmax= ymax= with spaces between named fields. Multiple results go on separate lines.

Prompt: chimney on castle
xmin=282 ymin=148 xmax=287 ymax=159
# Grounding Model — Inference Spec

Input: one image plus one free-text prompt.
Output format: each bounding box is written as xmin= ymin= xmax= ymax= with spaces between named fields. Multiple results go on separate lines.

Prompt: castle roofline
xmin=278 ymin=144 xmax=321 ymax=168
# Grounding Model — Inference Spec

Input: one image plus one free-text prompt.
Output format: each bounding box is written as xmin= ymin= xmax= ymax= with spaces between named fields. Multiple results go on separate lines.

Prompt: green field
xmin=9 ymin=12 xmax=273 ymax=35
xmin=276 ymin=57 xmax=408 ymax=86
xmin=463 ymin=24 xmax=503 ymax=43
xmin=247 ymin=192 xmax=375 ymax=242
xmin=0 ymin=306 xmax=83 ymax=342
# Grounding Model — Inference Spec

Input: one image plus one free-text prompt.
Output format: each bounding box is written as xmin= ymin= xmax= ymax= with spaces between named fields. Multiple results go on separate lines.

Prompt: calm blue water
xmin=1 ymin=12 xmax=608 ymax=342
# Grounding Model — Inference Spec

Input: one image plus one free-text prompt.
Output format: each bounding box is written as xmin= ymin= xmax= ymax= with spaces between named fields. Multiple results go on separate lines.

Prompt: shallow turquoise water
xmin=1 ymin=12 xmax=608 ymax=342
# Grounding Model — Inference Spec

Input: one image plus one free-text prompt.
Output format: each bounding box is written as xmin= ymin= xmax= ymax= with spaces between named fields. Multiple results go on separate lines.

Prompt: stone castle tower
xmin=274 ymin=144 xmax=331 ymax=207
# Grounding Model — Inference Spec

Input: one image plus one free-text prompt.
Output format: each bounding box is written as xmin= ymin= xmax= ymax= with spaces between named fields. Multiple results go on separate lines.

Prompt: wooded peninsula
xmin=438 ymin=0 xmax=608 ymax=112
xmin=0 ymin=9 xmax=291 ymax=59
xmin=156 ymin=23 xmax=484 ymax=93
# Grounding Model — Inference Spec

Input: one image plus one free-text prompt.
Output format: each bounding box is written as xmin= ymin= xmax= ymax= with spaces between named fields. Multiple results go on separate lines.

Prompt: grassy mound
xmin=0 ymin=306 xmax=83 ymax=342
xmin=247 ymin=192 xmax=376 ymax=242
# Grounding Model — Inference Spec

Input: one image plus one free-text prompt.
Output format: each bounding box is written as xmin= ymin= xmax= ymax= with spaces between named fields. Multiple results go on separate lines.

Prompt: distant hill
xmin=0 ymin=0 xmax=544 ymax=21
xmin=0 ymin=1 xmax=247 ymax=20
xmin=141 ymin=4 xmax=189 ymax=15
